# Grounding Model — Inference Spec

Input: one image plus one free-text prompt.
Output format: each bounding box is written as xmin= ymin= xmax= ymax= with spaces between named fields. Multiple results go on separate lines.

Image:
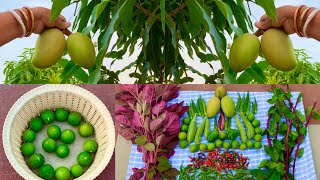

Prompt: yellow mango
xmin=261 ymin=29 xmax=297 ymax=71
xmin=32 ymin=29 xmax=66 ymax=68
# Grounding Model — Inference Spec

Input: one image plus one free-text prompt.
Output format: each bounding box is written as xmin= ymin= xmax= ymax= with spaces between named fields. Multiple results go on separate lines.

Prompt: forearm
xmin=305 ymin=9 xmax=320 ymax=41
xmin=0 ymin=11 xmax=24 ymax=46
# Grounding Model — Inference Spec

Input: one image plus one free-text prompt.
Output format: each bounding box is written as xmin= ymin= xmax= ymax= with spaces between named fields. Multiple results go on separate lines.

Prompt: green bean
xmin=235 ymin=116 xmax=247 ymax=143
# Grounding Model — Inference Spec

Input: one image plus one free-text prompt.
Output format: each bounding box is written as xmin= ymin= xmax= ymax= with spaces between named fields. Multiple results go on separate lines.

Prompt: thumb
xmin=55 ymin=19 xmax=71 ymax=30
xmin=255 ymin=14 xmax=272 ymax=30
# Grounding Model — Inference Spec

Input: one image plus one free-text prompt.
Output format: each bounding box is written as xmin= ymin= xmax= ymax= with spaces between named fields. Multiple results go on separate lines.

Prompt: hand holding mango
xmin=230 ymin=5 xmax=320 ymax=72
xmin=32 ymin=30 xmax=96 ymax=69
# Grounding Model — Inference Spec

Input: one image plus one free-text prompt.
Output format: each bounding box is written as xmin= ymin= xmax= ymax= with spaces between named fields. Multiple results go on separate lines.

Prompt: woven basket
xmin=2 ymin=85 xmax=115 ymax=180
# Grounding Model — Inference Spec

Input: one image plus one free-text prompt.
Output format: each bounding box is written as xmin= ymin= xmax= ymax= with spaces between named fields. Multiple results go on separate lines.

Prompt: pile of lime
xmin=20 ymin=108 xmax=98 ymax=180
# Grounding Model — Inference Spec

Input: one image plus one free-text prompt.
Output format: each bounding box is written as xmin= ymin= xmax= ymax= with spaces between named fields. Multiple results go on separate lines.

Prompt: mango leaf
xmin=256 ymin=0 xmax=277 ymax=21
xmin=21 ymin=80 xmax=53 ymax=84
xmin=88 ymin=0 xmax=135 ymax=83
xmin=144 ymin=13 xmax=158 ymax=47
xmin=227 ymin=0 xmax=248 ymax=33
xmin=50 ymin=0 xmax=70 ymax=22
xmin=160 ymin=0 xmax=165 ymax=33
xmin=77 ymin=0 xmax=97 ymax=32
xmin=214 ymin=0 xmax=243 ymax=36
xmin=60 ymin=64 xmax=81 ymax=84
xmin=165 ymin=14 xmax=177 ymax=49
xmin=82 ymin=0 xmax=109 ymax=35
xmin=58 ymin=59 xmax=88 ymax=83
xmin=238 ymin=61 xmax=269 ymax=83
xmin=189 ymin=0 xmax=236 ymax=83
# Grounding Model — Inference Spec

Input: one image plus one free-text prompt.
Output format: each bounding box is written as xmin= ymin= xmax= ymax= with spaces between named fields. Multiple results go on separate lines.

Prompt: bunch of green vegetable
xmin=234 ymin=92 xmax=263 ymax=150
xmin=3 ymin=48 xmax=82 ymax=84
xmin=251 ymin=87 xmax=320 ymax=179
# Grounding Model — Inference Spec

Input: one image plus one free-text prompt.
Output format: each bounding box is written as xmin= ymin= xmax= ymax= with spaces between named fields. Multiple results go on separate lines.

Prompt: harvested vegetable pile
xmin=115 ymin=85 xmax=189 ymax=180
xmin=179 ymin=150 xmax=253 ymax=180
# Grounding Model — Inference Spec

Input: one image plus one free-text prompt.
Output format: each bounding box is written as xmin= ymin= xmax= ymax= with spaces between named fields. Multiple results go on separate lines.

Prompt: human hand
xmin=255 ymin=5 xmax=298 ymax=34
xmin=31 ymin=7 xmax=71 ymax=35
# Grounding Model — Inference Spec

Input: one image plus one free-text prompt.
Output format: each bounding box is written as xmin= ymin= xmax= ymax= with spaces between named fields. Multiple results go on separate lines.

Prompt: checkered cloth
xmin=126 ymin=91 xmax=317 ymax=180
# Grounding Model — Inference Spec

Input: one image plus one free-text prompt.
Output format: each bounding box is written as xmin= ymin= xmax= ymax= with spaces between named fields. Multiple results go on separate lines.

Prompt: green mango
xmin=229 ymin=33 xmax=260 ymax=72
xmin=261 ymin=29 xmax=297 ymax=71
xmin=67 ymin=33 xmax=96 ymax=69
xmin=32 ymin=28 xmax=66 ymax=69
xmin=207 ymin=97 xmax=220 ymax=118
xmin=221 ymin=96 xmax=235 ymax=117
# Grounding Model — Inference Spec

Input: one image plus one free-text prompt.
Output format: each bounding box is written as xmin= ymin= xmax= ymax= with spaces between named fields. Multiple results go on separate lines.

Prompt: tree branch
xmin=169 ymin=2 xmax=187 ymax=17
xmin=135 ymin=3 xmax=153 ymax=16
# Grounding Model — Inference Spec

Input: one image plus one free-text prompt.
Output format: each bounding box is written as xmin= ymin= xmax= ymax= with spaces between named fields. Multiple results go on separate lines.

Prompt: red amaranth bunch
xmin=115 ymin=84 xmax=189 ymax=180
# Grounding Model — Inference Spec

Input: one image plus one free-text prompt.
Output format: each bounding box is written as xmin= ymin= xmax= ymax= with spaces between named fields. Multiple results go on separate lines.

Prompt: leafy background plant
xmin=41 ymin=0 xmax=279 ymax=84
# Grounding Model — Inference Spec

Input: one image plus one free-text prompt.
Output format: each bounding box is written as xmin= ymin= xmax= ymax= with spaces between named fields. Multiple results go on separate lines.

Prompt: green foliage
xmin=3 ymin=48 xmax=81 ymax=84
xmin=49 ymin=0 xmax=277 ymax=84
xmin=263 ymin=49 xmax=320 ymax=84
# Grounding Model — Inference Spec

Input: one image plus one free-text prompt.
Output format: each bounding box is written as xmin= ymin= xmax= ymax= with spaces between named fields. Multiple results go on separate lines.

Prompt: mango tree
xmin=51 ymin=0 xmax=277 ymax=84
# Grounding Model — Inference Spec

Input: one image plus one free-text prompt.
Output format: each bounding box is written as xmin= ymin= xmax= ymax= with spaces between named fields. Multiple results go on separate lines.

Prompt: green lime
xmin=183 ymin=117 xmax=191 ymax=125
xmin=231 ymin=140 xmax=240 ymax=149
xmin=178 ymin=132 xmax=187 ymax=140
xmin=61 ymin=129 xmax=76 ymax=144
xmin=70 ymin=164 xmax=83 ymax=178
xmin=179 ymin=140 xmax=188 ymax=149
xmin=240 ymin=143 xmax=247 ymax=150
xmin=247 ymin=113 xmax=255 ymax=121
xmin=79 ymin=123 xmax=94 ymax=137
xmin=47 ymin=125 xmax=61 ymax=140
xmin=39 ymin=164 xmax=55 ymax=180
xmin=223 ymin=141 xmax=231 ymax=150
xmin=55 ymin=108 xmax=69 ymax=122
xmin=252 ymin=120 xmax=260 ymax=128
xmin=83 ymin=139 xmax=98 ymax=153
xmin=41 ymin=109 xmax=55 ymax=124
xmin=207 ymin=131 xmax=219 ymax=142
xmin=29 ymin=118 xmax=43 ymax=132
xmin=22 ymin=129 xmax=36 ymax=142
xmin=246 ymin=140 xmax=254 ymax=148
xmin=254 ymin=134 xmax=262 ymax=142
xmin=42 ymin=138 xmax=57 ymax=153
xmin=255 ymin=142 xmax=262 ymax=149
xmin=68 ymin=112 xmax=82 ymax=126
xmin=55 ymin=166 xmax=70 ymax=180
xmin=27 ymin=153 xmax=45 ymax=169
xmin=20 ymin=142 xmax=35 ymax=156
xmin=77 ymin=151 xmax=93 ymax=167
xmin=207 ymin=143 xmax=215 ymax=151
xmin=219 ymin=131 xmax=227 ymax=140
xmin=215 ymin=139 xmax=223 ymax=148
xmin=56 ymin=144 xmax=70 ymax=158
xmin=189 ymin=144 xmax=198 ymax=153
xmin=199 ymin=144 xmax=207 ymax=152
xmin=180 ymin=124 xmax=188 ymax=133
xmin=255 ymin=127 xmax=262 ymax=134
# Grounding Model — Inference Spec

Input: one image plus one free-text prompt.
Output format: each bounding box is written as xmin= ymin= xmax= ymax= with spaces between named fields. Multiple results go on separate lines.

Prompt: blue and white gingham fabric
xmin=126 ymin=91 xmax=317 ymax=180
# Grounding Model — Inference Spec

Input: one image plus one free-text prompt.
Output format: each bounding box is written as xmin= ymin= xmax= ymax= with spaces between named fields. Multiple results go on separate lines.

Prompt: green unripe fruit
xmin=189 ymin=144 xmax=198 ymax=153
xmin=67 ymin=32 xmax=96 ymax=69
xmin=230 ymin=33 xmax=260 ymax=72
xmin=221 ymin=96 xmax=236 ymax=117
xmin=32 ymin=28 xmax=66 ymax=68
xmin=214 ymin=85 xmax=227 ymax=99
xmin=199 ymin=144 xmax=207 ymax=152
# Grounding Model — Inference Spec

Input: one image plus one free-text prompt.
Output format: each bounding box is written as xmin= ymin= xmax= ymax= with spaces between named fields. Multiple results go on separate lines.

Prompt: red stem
xmin=266 ymin=115 xmax=272 ymax=146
